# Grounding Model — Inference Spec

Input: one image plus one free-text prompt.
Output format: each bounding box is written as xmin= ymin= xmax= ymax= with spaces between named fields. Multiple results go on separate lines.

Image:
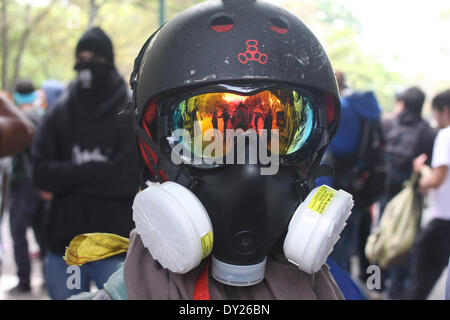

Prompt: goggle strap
xmin=133 ymin=117 xmax=197 ymax=190
xmin=136 ymin=126 xmax=163 ymax=183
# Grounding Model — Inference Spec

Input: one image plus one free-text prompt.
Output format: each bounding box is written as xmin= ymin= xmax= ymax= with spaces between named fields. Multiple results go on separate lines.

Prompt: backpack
xmin=365 ymin=173 xmax=421 ymax=269
xmin=333 ymin=118 xmax=388 ymax=208
xmin=383 ymin=117 xmax=433 ymax=189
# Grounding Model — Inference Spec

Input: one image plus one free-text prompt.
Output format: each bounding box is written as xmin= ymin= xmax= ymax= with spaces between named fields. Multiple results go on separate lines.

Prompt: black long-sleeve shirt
xmin=31 ymin=71 xmax=141 ymax=254
xmin=382 ymin=110 xmax=437 ymax=193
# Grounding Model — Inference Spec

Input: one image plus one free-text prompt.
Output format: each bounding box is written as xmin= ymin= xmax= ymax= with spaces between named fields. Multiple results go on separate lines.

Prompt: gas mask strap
xmin=309 ymin=144 xmax=336 ymax=184
xmin=294 ymin=179 xmax=314 ymax=203
xmin=294 ymin=147 xmax=335 ymax=202
xmin=311 ymin=164 xmax=335 ymax=182
xmin=295 ymin=163 xmax=335 ymax=199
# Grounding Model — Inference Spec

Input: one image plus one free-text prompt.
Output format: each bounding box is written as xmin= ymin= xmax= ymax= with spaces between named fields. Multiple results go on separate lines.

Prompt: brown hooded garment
xmin=123 ymin=229 xmax=344 ymax=300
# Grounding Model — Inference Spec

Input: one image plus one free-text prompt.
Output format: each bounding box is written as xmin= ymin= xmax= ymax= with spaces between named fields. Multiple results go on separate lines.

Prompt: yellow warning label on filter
xmin=308 ymin=185 xmax=337 ymax=214
xmin=200 ymin=230 xmax=213 ymax=259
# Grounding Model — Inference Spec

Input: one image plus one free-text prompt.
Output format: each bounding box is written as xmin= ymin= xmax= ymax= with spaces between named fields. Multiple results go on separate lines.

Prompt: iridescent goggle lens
xmin=169 ymin=88 xmax=314 ymax=161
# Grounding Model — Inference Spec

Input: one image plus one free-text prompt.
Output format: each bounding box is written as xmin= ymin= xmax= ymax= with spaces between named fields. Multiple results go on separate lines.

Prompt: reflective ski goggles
xmin=158 ymin=84 xmax=329 ymax=167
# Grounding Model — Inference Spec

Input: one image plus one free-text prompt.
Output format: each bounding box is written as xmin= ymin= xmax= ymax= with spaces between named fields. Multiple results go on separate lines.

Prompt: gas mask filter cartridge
xmin=132 ymin=181 xmax=213 ymax=274
xmin=283 ymin=185 xmax=354 ymax=274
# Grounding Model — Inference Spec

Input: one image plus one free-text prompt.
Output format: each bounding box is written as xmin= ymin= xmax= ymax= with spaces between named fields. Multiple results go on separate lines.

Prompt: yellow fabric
xmin=64 ymin=233 xmax=130 ymax=266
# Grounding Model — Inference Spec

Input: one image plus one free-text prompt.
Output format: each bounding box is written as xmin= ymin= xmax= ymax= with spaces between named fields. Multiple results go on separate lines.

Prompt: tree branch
xmin=1 ymin=0 xmax=9 ymax=91
xmin=11 ymin=0 xmax=58 ymax=88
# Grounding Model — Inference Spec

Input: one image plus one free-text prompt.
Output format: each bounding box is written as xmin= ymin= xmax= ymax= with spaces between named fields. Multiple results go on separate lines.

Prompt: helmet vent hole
xmin=210 ymin=15 xmax=234 ymax=32
xmin=269 ymin=18 xmax=289 ymax=34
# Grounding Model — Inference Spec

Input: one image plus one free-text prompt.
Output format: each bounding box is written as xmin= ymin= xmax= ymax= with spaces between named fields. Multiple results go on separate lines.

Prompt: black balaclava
xmin=74 ymin=27 xmax=115 ymax=106
xmin=75 ymin=27 xmax=114 ymax=65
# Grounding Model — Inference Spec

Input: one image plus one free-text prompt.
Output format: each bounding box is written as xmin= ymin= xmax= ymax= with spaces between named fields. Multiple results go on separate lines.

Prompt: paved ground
xmin=0 ymin=209 xmax=447 ymax=300
xmin=0 ymin=212 xmax=49 ymax=300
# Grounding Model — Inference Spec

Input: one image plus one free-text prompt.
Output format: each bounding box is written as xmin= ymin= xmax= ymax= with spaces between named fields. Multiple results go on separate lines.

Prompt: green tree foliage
xmin=1 ymin=0 xmax=59 ymax=90
xmin=270 ymin=0 xmax=405 ymax=111
xmin=0 ymin=0 xmax=203 ymax=91
xmin=316 ymin=0 xmax=362 ymax=32
xmin=314 ymin=0 xmax=403 ymax=111
xmin=324 ymin=28 xmax=403 ymax=111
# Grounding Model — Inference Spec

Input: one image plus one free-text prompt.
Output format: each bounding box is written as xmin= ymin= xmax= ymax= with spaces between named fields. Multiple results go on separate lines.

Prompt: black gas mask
xmin=131 ymin=83 xmax=354 ymax=285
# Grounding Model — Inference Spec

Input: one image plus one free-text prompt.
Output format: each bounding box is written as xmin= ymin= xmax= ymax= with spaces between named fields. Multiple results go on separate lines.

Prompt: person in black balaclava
xmin=30 ymin=26 xmax=140 ymax=300
xmin=74 ymin=27 xmax=116 ymax=107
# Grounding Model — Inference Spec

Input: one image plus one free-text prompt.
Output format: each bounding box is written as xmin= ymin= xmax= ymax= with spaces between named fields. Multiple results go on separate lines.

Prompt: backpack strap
xmin=193 ymin=260 xmax=211 ymax=300
xmin=355 ymin=119 xmax=372 ymax=163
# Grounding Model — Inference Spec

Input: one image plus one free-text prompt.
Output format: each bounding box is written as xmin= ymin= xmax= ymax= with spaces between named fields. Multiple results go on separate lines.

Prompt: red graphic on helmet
xmin=238 ymin=40 xmax=268 ymax=65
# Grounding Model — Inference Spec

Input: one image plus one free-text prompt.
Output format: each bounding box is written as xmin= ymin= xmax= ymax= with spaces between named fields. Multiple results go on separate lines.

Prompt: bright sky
xmin=267 ymin=0 xmax=450 ymax=86
xmin=338 ymin=0 xmax=450 ymax=81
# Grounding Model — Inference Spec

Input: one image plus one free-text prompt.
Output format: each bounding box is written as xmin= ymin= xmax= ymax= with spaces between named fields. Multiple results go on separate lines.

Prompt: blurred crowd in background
xmin=0 ymin=0 xmax=449 ymax=301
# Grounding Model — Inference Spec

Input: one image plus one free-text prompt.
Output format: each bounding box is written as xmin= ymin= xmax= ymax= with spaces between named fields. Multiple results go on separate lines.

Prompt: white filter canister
xmin=283 ymin=185 xmax=354 ymax=274
xmin=132 ymin=181 xmax=213 ymax=274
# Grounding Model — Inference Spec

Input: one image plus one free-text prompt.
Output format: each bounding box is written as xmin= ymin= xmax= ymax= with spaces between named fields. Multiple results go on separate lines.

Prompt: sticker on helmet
xmin=238 ymin=40 xmax=268 ymax=65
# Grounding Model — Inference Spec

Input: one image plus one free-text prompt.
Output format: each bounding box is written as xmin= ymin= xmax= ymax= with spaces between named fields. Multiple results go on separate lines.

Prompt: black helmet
xmin=131 ymin=0 xmax=340 ymax=142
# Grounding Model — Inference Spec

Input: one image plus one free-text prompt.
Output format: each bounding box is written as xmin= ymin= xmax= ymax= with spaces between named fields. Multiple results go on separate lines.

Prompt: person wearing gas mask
xmin=30 ymin=27 xmax=140 ymax=300
xmin=65 ymin=0 xmax=357 ymax=300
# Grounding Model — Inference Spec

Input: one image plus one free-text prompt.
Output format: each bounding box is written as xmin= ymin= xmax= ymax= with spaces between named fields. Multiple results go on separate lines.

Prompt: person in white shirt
xmin=446 ymin=258 xmax=450 ymax=300
xmin=408 ymin=89 xmax=450 ymax=300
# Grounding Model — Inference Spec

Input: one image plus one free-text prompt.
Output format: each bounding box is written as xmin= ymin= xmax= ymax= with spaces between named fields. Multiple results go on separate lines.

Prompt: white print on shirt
xmin=72 ymin=144 xmax=109 ymax=165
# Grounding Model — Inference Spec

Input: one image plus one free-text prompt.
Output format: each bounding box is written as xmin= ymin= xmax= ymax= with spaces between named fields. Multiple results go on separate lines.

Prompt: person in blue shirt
xmin=320 ymin=72 xmax=382 ymax=286
xmin=42 ymin=79 xmax=65 ymax=111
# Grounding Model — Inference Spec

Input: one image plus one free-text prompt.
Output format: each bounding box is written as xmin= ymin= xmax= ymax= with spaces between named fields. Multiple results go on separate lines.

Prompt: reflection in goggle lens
xmin=170 ymin=89 xmax=314 ymax=160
